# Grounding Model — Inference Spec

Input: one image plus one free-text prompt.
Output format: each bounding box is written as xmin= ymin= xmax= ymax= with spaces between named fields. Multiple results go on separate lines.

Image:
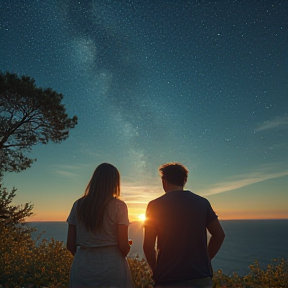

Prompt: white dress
xmin=67 ymin=198 xmax=134 ymax=288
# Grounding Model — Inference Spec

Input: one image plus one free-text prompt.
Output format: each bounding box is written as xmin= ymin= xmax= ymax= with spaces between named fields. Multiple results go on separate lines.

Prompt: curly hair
xmin=159 ymin=162 xmax=188 ymax=187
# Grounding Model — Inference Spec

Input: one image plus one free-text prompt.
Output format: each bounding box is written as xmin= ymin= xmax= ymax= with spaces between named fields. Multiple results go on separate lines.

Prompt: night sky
xmin=1 ymin=0 xmax=288 ymax=221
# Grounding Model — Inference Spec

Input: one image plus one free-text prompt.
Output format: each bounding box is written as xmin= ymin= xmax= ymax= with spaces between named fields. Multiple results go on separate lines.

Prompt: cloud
xmin=51 ymin=164 xmax=83 ymax=178
xmin=201 ymin=165 xmax=288 ymax=196
xmin=255 ymin=116 xmax=288 ymax=132
xmin=53 ymin=170 xmax=79 ymax=178
xmin=121 ymin=182 xmax=162 ymax=204
xmin=51 ymin=164 xmax=82 ymax=170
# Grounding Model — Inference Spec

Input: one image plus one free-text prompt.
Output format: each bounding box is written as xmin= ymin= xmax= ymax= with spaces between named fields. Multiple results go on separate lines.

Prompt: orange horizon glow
xmin=26 ymin=214 xmax=288 ymax=222
xmin=217 ymin=209 xmax=288 ymax=221
xmin=26 ymin=218 xmax=288 ymax=223
xmin=26 ymin=201 xmax=287 ymax=222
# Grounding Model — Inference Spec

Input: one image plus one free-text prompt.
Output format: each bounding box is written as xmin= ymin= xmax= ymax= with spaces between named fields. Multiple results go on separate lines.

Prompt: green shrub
xmin=0 ymin=225 xmax=287 ymax=288
xmin=213 ymin=259 xmax=288 ymax=288
xmin=127 ymin=254 xmax=154 ymax=288
xmin=0 ymin=226 xmax=72 ymax=288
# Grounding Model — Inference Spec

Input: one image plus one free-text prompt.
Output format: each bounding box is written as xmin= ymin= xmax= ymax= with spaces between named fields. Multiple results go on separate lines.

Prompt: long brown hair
xmin=77 ymin=163 xmax=120 ymax=231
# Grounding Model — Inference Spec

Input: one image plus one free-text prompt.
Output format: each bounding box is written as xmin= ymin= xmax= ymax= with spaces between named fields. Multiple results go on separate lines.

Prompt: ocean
xmin=28 ymin=219 xmax=288 ymax=276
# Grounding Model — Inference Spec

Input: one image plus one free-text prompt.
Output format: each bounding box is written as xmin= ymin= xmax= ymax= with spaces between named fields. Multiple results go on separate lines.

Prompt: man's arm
xmin=207 ymin=218 xmax=225 ymax=260
xmin=66 ymin=224 xmax=77 ymax=256
xmin=143 ymin=225 xmax=157 ymax=272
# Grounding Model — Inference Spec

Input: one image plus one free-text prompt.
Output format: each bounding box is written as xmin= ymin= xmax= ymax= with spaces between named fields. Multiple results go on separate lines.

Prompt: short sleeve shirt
xmin=144 ymin=190 xmax=217 ymax=284
xmin=67 ymin=197 xmax=130 ymax=247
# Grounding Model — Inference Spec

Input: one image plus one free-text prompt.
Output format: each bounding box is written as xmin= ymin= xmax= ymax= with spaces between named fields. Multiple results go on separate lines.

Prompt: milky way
xmin=1 ymin=0 xmax=288 ymax=220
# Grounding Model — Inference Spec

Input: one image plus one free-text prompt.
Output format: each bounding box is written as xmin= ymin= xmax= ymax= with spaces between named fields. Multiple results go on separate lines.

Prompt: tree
xmin=0 ymin=182 xmax=34 ymax=235
xmin=0 ymin=71 xmax=78 ymax=173
xmin=0 ymin=183 xmax=74 ymax=287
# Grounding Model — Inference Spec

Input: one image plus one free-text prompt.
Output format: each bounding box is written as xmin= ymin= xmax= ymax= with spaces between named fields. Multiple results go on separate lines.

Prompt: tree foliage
xmin=0 ymin=71 xmax=78 ymax=173
xmin=0 ymin=182 xmax=34 ymax=235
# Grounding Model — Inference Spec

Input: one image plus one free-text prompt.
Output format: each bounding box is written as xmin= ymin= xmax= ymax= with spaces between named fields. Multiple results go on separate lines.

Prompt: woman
xmin=66 ymin=163 xmax=134 ymax=288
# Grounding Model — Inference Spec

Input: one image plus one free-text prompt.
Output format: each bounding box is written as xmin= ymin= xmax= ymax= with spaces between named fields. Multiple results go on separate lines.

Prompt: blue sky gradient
xmin=1 ymin=0 xmax=287 ymax=221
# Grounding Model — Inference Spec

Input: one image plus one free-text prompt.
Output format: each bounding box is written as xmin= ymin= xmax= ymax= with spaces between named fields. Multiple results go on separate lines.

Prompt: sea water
xmin=28 ymin=219 xmax=288 ymax=276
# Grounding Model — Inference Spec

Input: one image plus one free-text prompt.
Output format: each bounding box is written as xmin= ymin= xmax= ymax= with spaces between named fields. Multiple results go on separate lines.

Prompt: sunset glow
xmin=137 ymin=213 xmax=146 ymax=222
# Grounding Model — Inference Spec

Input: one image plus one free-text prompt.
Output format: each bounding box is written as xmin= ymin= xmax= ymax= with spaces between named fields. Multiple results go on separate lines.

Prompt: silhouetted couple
xmin=66 ymin=162 xmax=225 ymax=288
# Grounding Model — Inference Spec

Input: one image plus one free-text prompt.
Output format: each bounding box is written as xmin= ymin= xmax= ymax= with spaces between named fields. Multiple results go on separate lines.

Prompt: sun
xmin=138 ymin=213 xmax=146 ymax=222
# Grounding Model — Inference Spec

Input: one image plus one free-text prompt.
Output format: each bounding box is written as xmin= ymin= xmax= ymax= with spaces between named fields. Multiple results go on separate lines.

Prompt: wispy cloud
xmin=121 ymin=182 xmax=162 ymax=220
xmin=53 ymin=170 xmax=79 ymax=178
xmin=50 ymin=164 xmax=84 ymax=178
xmin=121 ymin=182 xmax=162 ymax=204
xmin=51 ymin=164 xmax=83 ymax=170
xmin=255 ymin=116 xmax=288 ymax=132
xmin=201 ymin=165 xmax=288 ymax=196
xmin=83 ymin=149 xmax=104 ymax=159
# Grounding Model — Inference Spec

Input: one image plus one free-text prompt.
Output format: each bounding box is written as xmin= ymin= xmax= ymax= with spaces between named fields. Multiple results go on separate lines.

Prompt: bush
xmin=0 ymin=225 xmax=73 ymax=288
xmin=0 ymin=183 xmax=73 ymax=287
xmin=1 ymin=223 xmax=287 ymax=288
xmin=213 ymin=259 xmax=288 ymax=288
xmin=127 ymin=254 xmax=154 ymax=288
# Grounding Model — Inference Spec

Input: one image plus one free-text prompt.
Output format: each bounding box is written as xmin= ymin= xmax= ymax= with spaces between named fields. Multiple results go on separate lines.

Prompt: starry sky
xmin=1 ymin=0 xmax=288 ymax=221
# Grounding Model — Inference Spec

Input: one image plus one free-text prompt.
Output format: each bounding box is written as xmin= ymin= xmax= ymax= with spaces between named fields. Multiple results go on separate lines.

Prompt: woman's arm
xmin=118 ymin=224 xmax=131 ymax=257
xmin=66 ymin=224 xmax=77 ymax=256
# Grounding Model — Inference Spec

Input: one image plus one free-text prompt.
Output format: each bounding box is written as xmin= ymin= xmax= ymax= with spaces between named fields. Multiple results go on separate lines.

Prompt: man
xmin=143 ymin=163 xmax=225 ymax=288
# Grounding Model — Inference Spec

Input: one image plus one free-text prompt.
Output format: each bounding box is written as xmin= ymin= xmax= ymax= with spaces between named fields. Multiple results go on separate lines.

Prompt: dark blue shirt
xmin=145 ymin=190 xmax=217 ymax=285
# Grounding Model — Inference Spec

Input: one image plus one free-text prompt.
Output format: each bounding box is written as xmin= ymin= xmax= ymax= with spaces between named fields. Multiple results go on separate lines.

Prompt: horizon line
xmin=26 ymin=218 xmax=288 ymax=223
